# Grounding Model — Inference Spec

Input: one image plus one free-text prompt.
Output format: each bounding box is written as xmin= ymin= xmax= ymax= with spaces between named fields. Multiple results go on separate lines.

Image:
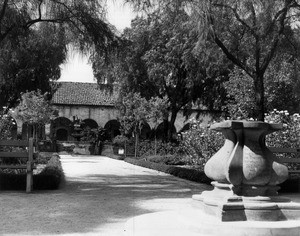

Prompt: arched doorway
xmin=82 ymin=119 xmax=98 ymax=129
xmin=50 ymin=117 xmax=72 ymax=141
xmin=56 ymin=128 xmax=69 ymax=141
xmin=104 ymin=120 xmax=121 ymax=141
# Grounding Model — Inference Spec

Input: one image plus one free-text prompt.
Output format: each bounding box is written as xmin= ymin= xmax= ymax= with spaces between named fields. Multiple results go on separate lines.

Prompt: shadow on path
xmin=0 ymin=155 xmax=212 ymax=235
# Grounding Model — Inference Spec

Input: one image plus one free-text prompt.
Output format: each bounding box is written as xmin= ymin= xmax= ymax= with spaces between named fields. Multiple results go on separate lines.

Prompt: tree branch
xmin=0 ymin=0 xmax=9 ymax=23
xmin=214 ymin=3 xmax=257 ymax=37
xmin=260 ymin=2 xmax=289 ymax=74
xmin=24 ymin=17 xmax=66 ymax=29
xmin=208 ymin=10 xmax=255 ymax=79
xmin=214 ymin=34 xmax=254 ymax=77
xmin=263 ymin=0 xmax=297 ymax=38
xmin=24 ymin=0 xmax=78 ymax=29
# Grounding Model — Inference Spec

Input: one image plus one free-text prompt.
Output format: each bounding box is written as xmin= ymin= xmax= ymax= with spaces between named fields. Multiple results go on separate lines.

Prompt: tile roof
xmin=51 ymin=82 xmax=117 ymax=106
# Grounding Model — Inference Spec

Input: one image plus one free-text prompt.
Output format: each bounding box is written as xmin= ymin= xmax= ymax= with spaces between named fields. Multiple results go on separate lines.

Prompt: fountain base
xmin=192 ymin=181 xmax=300 ymax=222
xmin=125 ymin=209 xmax=300 ymax=236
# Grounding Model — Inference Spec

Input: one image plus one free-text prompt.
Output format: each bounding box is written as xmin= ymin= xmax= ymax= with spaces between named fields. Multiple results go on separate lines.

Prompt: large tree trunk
xmin=253 ymin=74 xmax=265 ymax=121
xmin=162 ymin=119 xmax=169 ymax=142
xmin=134 ymin=126 xmax=139 ymax=158
xmin=168 ymin=108 xmax=179 ymax=141
xmin=134 ymin=131 xmax=139 ymax=158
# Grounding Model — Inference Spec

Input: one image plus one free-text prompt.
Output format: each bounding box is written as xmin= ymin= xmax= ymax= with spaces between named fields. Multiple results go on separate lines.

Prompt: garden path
xmin=0 ymin=155 xmax=212 ymax=236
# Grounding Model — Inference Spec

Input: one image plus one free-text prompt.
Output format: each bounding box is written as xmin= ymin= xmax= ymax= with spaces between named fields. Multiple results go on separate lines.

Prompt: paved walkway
xmin=1 ymin=155 xmax=299 ymax=236
xmin=60 ymin=155 xmax=212 ymax=235
xmin=0 ymin=155 xmax=212 ymax=236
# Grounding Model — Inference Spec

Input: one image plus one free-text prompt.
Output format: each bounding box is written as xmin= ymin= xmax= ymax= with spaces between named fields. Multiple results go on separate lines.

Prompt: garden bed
xmin=124 ymin=157 xmax=212 ymax=185
xmin=0 ymin=153 xmax=64 ymax=191
xmin=123 ymin=156 xmax=300 ymax=193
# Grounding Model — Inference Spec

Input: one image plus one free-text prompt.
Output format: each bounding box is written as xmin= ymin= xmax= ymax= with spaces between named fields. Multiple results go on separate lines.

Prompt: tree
xmin=141 ymin=8 xmax=201 ymax=140
xmin=148 ymin=96 xmax=169 ymax=154
xmin=0 ymin=0 xmax=119 ymax=109
xmin=223 ymin=67 xmax=256 ymax=119
xmin=13 ymin=90 xmax=57 ymax=140
xmin=116 ymin=92 xmax=150 ymax=157
xmin=0 ymin=0 xmax=116 ymax=51
xmin=224 ymin=49 xmax=300 ymax=119
xmin=0 ymin=23 xmax=67 ymax=108
xmin=92 ymin=17 xmax=159 ymax=100
xmin=264 ymin=46 xmax=300 ymax=112
xmin=97 ymin=3 xmax=228 ymax=141
xmin=127 ymin=0 xmax=300 ymax=121
xmin=194 ymin=0 xmax=300 ymax=120
xmin=117 ymin=92 xmax=170 ymax=156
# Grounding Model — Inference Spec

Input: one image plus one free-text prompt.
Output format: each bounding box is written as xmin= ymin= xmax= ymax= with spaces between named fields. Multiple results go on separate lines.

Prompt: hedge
xmin=34 ymin=153 xmax=65 ymax=190
xmin=124 ymin=157 xmax=212 ymax=185
xmin=0 ymin=153 xmax=64 ymax=191
xmin=124 ymin=157 xmax=300 ymax=193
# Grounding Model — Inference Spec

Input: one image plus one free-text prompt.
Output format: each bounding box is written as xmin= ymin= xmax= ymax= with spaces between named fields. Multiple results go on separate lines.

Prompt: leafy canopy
xmin=0 ymin=23 xmax=67 ymax=108
xmin=14 ymin=90 xmax=57 ymax=125
xmin=127 ymin=0 xmax=300 ymax=120
xmin=0 ymin=0 xmax=120 ymax=108
xmin=0 ymin=0 xmax=118 ymax=52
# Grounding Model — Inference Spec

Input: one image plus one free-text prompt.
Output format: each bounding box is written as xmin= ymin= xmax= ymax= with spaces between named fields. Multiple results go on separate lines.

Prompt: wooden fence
xmin=269 ymin=147 xmax=300 ymax=174
xmin=0 ymin=138 xmax=37 ymax=193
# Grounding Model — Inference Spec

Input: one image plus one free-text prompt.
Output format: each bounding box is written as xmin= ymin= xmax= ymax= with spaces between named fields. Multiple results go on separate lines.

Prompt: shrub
xmin=145 ymin=154 xmax=185 ymax=165
xmin=138 ymin=140 xmax=182 ymax=157
xmin=179 ymin=118 xmax=224 ymax=168
xmin=112 ymin=135 xmax=129 ymax=146
xmin=0 ymin=153 xmax=64 ymax=191
xmin=124 ymin=157 xmax=212 ymax=184
xmin=34 ymin=154 xmax=64 ymax=190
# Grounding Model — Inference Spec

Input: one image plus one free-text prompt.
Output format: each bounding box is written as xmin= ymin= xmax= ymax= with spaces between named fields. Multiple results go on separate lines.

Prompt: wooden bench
xmin=0 ymin=138 xmax=37 ymax=193
xmin=269 ymin=147 xmax=300 ymax=174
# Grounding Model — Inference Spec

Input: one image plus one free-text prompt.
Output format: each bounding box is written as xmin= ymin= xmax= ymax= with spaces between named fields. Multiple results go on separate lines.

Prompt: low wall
xmin=56 ymin=141 xmax=95 ymax=155
xmin=101 ymin=142 xmax=114 ymax=156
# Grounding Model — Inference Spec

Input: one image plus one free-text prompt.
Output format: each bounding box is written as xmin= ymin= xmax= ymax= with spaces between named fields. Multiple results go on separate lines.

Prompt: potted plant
xmin=112 ymin=135 xmax=128 ymax=155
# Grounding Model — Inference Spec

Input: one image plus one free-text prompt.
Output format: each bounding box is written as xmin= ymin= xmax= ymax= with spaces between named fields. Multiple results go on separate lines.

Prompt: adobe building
xmin=11 ymin=81 xmax=221 ymax=141
xmin=50 ymin=82 xmax=120 ymax=141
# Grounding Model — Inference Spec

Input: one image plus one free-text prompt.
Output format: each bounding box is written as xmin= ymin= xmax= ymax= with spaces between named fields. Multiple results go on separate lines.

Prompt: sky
xmin=59 ymin=1 xmax=135 ymax=83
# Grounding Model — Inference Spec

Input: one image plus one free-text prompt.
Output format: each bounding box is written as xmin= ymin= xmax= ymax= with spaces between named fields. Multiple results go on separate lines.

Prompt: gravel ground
xmin=0 ymin=155 xmax=212 ymax=236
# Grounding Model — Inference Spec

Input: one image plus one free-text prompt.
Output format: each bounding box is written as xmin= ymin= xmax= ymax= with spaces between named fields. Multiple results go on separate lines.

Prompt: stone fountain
xmin=71 ymin=116 xmax=84 ymax=141
xmin=125 ymin=120 xmax=300 ymax=236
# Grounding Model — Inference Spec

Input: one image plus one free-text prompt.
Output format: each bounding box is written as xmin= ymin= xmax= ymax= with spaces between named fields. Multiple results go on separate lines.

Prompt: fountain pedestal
xmin=125 ymin=121 xmax=300 ymax=236
xmin=192 ymin=120 xmax=300 ymax=222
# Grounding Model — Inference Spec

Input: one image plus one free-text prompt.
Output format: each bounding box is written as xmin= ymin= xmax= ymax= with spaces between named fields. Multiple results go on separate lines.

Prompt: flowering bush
xmin=265 ymin=109 xmax=300 ymax=150
xmin=179 ymin=118 xmax=224 ymax=169
xmin=0 ymin=113 xmax=15 ymax=140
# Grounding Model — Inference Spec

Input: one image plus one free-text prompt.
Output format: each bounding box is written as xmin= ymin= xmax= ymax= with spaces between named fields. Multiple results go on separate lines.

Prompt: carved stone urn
xmin=124 ymin=120 xmax=300 ymax=236
xmin=193 ymin=120 xmax=300 ymax=222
